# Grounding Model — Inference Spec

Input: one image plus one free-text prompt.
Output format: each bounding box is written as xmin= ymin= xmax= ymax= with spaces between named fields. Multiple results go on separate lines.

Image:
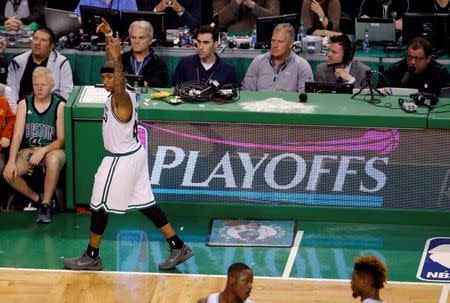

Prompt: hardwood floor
xmin=0 ymin=268 xmax=448 ymax=303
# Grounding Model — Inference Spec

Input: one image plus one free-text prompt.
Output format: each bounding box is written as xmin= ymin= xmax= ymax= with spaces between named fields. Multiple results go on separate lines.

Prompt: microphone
xmin=327 ymin=62 xmax=344 ymax=67
xmin=299 ymin=93 xmax=308 ymax=102
xmin=401 ymin=66 xmax=415 ymax=87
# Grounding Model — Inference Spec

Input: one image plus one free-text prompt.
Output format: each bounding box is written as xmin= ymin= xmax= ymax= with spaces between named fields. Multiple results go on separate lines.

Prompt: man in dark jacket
xmin=379 ymin=37 xmax=450 ymax=96
xmin=98 ymin=18 xmax=168 ymax=88
xmin=121 ymin=20 xmax=168 ymax=87
xmin=143 ymin=0 xmax=201 ymax=31
xmin=173 ymin=24 xmax=237 ymax=87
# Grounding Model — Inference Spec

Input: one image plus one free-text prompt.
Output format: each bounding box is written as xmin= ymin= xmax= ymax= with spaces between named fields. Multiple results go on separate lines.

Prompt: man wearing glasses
xmin=379 ymin=37 xmax=450 ymax=96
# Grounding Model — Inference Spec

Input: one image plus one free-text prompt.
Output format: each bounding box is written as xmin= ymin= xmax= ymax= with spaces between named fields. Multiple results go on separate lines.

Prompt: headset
xmin=328 ymin=34 xmax=355 ymax=65
xmin=399 ymin=92 xmax=439 ymax=113
xmin=410 ymin=92 xmax=439 ymax=107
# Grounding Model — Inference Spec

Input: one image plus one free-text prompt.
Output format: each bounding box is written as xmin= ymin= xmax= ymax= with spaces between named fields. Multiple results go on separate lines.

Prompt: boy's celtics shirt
xmin=21 ymin=94 xmax=63 ymax=148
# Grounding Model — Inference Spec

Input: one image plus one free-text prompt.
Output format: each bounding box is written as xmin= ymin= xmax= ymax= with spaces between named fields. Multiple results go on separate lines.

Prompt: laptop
xmin=44 ymin=7 xmax=80 ymax=37
xmin=355 ymin=17 xmax=396 ymax=43
xmin=305 ymin=82 xmax=354 ymax=94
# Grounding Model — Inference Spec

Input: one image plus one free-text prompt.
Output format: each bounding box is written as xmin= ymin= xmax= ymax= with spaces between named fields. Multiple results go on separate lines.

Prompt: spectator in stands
xmin=316 ymin=34 xmax=370 ymax=88
xmin=301 ymin=0 xmax=342 ymax=37
xmin=74 ymin=0 xmax=138 ymax=16
xmin=7 ymin=27 xmax=73 ymax=105
xmin=0 ymin=37 xmax=9 ymax=85
xmin=359 ymin=0 xmax=408 ymax=31
xmin=173 ymin=24 xmax=238 ymax=87
xmin=340 ymin=0 xmax=361 ymax=34
xmin=97 ymin=19 xmax=168 ymax=87
xmin=378 ymin=37 xmax=450 ymax=96
xmin=0 ymin=38 xmax=15 ymax=112
xmin=0 ymin=89 xmax=16 ymax=185
xmin=351 ymin=255 xmax=388 ymax=303
xmin=3 ymin=67 xmax=65 ymax=224
xmin=197 ymin=262 xmax=254 ymax=303
xmin=0 ymin=0 xmax=46 ymax=31
xmin=143 ymin=0 xmax=201 ymax=32
xmin=434 ymin=0 xmax=450 ymax=12
xmin=212 ymin=0 xmax=280 ymax=33
xmin=242 ymin=23 xmax=314 ymax=92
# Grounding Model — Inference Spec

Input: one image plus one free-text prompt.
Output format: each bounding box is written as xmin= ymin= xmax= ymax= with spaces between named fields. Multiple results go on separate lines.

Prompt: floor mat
xmin=206 ymin=219 xmax=296 ymax=247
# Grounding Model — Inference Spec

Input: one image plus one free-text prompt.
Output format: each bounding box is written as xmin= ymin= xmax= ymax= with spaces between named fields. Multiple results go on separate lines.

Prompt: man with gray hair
xmin=242 ymin=23 xmax=313 ymax=92
xmin=98 ymin=19 xmax=168 ymax=87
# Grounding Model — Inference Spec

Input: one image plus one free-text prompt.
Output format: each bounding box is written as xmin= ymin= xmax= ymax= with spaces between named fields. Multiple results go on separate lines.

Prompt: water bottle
xmin=297 ymin=21 xmax=306 ymax=41
xmin=183 ymin=25 xmax=190 ymax=46
xmin=251 ymin=25 xmax=257 ymax=48
xmin=133 ymin=81 xmax=141 ymax=104
xmin=362 ymin=29 xmax=371 ymax=51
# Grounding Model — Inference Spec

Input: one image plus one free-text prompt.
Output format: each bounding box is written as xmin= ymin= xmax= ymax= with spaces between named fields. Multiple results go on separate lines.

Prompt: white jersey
xmin=207 ymin=292 xmax=253 ymax=303
xmin=102 ymin=91 xmax=140 ymax=154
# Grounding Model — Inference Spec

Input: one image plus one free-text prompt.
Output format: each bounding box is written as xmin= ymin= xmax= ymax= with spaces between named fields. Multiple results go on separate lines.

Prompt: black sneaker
xmin=36 ymin=203 xmax=52 ymax=224
xmin=158 ymin=244 xmax=194 ymax=270
xmin=63 ymin=252 xmax=103 ymax=271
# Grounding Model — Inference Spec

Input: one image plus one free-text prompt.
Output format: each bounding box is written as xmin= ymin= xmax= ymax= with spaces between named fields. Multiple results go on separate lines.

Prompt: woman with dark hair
xmin=301 ymin=0 xmax=342 ymax=37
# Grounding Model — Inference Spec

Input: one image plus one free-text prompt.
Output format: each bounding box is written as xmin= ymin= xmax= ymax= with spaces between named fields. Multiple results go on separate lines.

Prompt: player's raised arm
xmin=97 ymin=18 xmax=114 ymax=59
xmin=107 ymin=32 xmax=132 ymax=120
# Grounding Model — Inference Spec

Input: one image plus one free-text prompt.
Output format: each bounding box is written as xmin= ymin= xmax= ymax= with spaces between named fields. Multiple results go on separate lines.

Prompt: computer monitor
xmin=403 ymin=13 xmax=450 ymax=52
xmin=305 ymin=82 xmax=354 ymax=94
xmin=80 ymin=5 xmax=121 ymax=38
xmin=256 ymin=13 xmax=299 ymax=48
xmin=121 ymin=11 xmax=166 ymax=41
xmin=44 ymin=8 xmax=80 ymax=37
xmin=354 ymin=17 xmax=396 ymax=43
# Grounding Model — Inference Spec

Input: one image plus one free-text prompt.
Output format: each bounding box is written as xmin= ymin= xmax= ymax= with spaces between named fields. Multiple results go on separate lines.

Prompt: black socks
xmin=87 ymin=244 xmax=99 ymax=259
xmin=167 ymin=235 xmax=184 ymax=249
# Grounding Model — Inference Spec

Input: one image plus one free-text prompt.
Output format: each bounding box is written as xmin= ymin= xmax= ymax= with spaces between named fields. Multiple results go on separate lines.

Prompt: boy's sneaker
xmin=158 ymin=244 xmax=194 ymax=270
xmin=36 ymin=203 xmax=52 ymax=224
xmin=63 ymin=252 xmax=103 ymax=271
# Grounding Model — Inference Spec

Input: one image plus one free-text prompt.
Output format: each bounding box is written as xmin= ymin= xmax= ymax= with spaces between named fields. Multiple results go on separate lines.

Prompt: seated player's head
xmin=270 ymin=23 xmax=295 ymax=60
xmin=226 ymin=262 xmax=254 ymax=302
xmin=129 ymin=20 xmax=153 ymax=55
xmin=351 ymin=255 xmax=388 ymax=299
xmin=100 ymin=60 xmax=115 ymax=93
xmin=32 ymin=66 xmax=55 ymax=99
xmin=407 ymin=37 xmax=432 ymax=74
xmin=195 ymin=25 xmax=219 ymax=62
xmin=327 ymin=34 xmax=354 ymax=67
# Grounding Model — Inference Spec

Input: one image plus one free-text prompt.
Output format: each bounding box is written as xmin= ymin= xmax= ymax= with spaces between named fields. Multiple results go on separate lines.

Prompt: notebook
xmin=355 ymin=17 xmax=396 ymax=43
xmin=44 ymin=7 xmax=80 ymax=37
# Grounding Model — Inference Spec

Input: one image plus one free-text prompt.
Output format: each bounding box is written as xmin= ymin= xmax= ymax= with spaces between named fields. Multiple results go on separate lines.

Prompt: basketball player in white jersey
xmin=351 ymin=255 xmax=388 ymax=303
xmin=198 ymin=263 xmax=254 ymax=303
xmin=63 ymin=26 xmax=194 ymax=271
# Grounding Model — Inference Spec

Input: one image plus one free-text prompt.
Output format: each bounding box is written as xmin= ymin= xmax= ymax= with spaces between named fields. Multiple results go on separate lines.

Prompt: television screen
xmin=403 ymin=13 xmax=450 ymax=52
xmin=121 ymin=11 xmax=166 ymax=41
xmin=256 ymin=13 xmax=299 ymax=48
xmin=80 ymin=5 xmax=121 ymax=39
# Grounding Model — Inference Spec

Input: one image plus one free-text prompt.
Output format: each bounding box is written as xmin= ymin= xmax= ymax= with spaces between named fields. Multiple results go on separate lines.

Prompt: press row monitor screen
xmin=403 ymin=13 xmax=450 ymax=52
xmin=79 ymin=6 xmax=166 ymax=41
xmin=256 ymin=13 xmax=299 ymax=48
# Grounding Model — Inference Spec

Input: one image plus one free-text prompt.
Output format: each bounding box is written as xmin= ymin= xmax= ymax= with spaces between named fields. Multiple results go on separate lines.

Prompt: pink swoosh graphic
xmin=141 ymin=123 xmax=400 ymax=156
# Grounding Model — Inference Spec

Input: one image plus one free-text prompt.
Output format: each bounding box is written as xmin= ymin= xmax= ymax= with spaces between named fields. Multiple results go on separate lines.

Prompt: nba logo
xmin=417 ymin=237 xmax=450 ymax=282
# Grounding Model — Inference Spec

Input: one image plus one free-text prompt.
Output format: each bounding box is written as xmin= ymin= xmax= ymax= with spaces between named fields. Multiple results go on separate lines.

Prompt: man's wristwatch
xmin=319 ymin=16 xmax=325 ymax=22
